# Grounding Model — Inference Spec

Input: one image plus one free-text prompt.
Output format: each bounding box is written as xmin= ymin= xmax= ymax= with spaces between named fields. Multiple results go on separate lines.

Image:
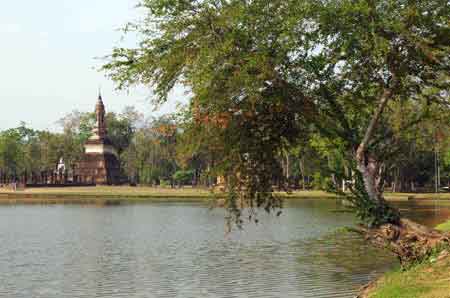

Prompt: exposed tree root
xmin=360 ymin=218 xmax=450 ymax=265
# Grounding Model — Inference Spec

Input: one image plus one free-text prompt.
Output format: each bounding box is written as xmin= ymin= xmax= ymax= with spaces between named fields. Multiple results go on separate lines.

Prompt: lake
xmin=1 ymin=199 xmax=449 ymax=298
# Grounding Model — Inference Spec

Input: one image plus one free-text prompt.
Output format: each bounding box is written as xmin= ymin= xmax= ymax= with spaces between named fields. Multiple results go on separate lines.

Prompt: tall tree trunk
xmin=393 ymin=167 xmax=399 ymax=192
xmin=286 ymin=153 xmax=290 ymax=180
xmin=299 ymin=156 xmax=306 ymax=190
xmin=356 ymin=87 xmax=392 ymax=204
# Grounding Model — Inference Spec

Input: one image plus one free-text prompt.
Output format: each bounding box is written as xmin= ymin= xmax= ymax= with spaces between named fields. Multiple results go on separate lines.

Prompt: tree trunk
xmin=299 ymin=156 xmax=306 ymax=190
xmin=393 ymin=167 xmax=399 ymax=192
xmin=285 ymin=152 xmax=290 ymax=180
xmin=356 ymin=153 xmax=383 ymax=203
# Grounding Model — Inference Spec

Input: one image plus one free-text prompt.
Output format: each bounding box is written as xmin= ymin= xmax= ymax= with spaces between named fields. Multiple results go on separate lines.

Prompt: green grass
xmin=0 ymin=186 xmax=214 ymax=197
xmin=370 ymin=267 xmax=431 ymax=298
xmin=368 ymin=257 xmax=450 ymax=298
xmin=0 ymin=186 xmax=214 ymax=204
xmin=1 ymin=186 xmax=450 ymax=205
xmin=0 ymin=186 xmax=337 ymax=204
xmin=384 ymin=192 xmax=450 ymax=201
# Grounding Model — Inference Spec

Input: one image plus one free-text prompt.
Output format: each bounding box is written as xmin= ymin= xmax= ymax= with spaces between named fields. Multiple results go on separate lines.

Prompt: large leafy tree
xmin=104 ymin=0 xmax=450 ymax=261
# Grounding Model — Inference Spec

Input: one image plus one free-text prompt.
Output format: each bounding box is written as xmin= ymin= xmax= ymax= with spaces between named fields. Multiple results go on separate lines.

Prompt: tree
xmin=104 ymin=0 xmax=450 ymax=262
xmin=0 ymin=129 xmax=24 ymax=177
xmin=37 ymin=130 xmax=66 ymax=172
xmin=175 ymin=104 xmax=219 ymax=187
xmin=121 ymin=115 xmax=179 ymax=185
xmin=106 ymin=112 xmax=134 ymax=155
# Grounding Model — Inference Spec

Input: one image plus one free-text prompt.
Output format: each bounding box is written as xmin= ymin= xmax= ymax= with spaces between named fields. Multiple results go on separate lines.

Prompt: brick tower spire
xmin=92 ymin=92 xmax=107 ymax=139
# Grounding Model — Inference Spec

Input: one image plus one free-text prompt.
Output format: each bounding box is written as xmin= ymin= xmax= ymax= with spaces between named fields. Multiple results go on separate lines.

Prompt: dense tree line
xmin=1 ymin=104 xmax=449 ymax=189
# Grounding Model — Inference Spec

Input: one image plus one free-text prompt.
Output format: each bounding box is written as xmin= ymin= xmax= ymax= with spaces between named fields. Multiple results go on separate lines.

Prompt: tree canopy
xmin=103 ymin=0 xmax=450 ymax=227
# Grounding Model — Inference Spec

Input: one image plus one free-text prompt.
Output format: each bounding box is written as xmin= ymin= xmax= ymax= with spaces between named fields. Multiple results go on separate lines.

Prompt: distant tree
xmin=0 ymin=128 xmax=24 ymax=177
xmin=37 ymin=130 xmax=65 ymax=171
xmin=121 ymin=115 xmax=179 ymax=185
xmin=106 ymin=112 xmax=134 ymax=155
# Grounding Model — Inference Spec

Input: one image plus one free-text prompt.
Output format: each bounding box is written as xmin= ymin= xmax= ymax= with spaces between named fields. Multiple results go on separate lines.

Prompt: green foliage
xmin=173 ymin=170 xmax=193 ymax=185
xmin=105 ymin=112 xmax=134 ymax=155
xmin=0 ymin=128 xmax=24 ymax=176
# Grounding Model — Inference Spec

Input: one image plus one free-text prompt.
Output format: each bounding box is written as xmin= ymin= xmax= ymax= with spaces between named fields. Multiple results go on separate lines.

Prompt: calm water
xmin=0 ymin=199 xmax=449 ymax=298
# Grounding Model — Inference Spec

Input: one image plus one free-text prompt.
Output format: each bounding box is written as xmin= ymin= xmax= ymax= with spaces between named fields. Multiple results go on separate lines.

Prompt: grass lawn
xmin=0 ymin=186 xmax=214 ymax=204
xmin=0 ymin=186 xmax=335 ymax=198
xmin=0 ymin=186 xmax=337 ymax=204
xmin=1 ymin=186 xmax=450 ymax=204
xmin=0 ymin=186 xmax=214 ymax=198
xmin=384 ymin=192 xmax=450 ymax=201
xmin=367 ymin=253 xmax=450 ymax=298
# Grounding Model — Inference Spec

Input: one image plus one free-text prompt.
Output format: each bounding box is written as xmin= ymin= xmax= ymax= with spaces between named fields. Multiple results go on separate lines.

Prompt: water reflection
xmin=0 ymin=199 xmax=449 ymax=298
xmin=393 ymin=200 xmax=450 ymax=227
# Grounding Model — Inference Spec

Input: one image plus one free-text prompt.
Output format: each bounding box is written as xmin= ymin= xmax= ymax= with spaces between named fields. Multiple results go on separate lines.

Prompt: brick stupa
xmin=76 ymin=94 xmax=121 ymax=185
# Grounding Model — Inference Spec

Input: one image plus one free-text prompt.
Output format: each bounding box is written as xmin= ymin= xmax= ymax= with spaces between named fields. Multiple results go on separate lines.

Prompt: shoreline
xmin=0 ymin=187 xmax=337 ymax=204
xmin=0 ymin=187 xmax=450 ymax=205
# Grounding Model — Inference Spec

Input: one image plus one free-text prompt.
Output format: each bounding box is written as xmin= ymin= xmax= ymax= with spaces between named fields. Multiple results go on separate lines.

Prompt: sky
xmin=0 ymin=0 xmax=185 ymax=131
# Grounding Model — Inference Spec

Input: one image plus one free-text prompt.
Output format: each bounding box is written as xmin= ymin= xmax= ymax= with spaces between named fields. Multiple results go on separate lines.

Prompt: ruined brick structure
xmin=76 ymin=94 xmax=121 ymax=185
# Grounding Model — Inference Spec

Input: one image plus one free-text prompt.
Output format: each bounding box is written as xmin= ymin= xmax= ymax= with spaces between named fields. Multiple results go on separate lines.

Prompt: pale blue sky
xmin=0 ymin=0 xmax=185 ymax=131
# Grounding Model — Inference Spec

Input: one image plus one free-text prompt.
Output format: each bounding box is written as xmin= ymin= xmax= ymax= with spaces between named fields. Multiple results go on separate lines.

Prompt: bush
xmin=173 ymin=170 xmax=194 ymax=186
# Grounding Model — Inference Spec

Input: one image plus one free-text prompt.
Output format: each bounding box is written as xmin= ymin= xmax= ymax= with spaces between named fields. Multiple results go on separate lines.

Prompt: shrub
xmin=173 ymin=170 xmax=194 ymax=186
